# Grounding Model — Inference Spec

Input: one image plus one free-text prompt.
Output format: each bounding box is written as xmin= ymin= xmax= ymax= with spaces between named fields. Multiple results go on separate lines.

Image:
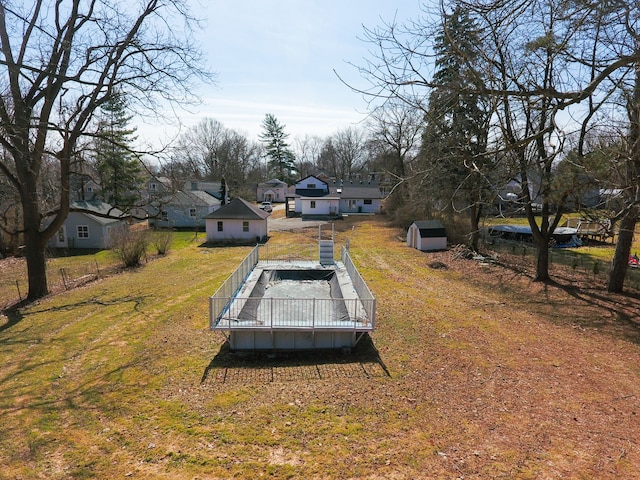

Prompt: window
xmin=217 ymin=221 xmax=223 ymax=232
xmin=310 ymin=201 xmax=316 ymax=209
xmin=189 ymin=208 xmax=197 ymax=218
xmin=160 ymin=211 xmax=168 ymax=221
xmin=307 ymin=183 xmax=316 ymax=189
xmin=57 ymin=228 xmax=65 ymax=242
xmin=243 ymin=221 xmax=249 ymax=232
xmin=86 ymin=186 xmax=93 ymax=193
xmin=77 ymin=225 xmax=89 ymax=239
xmin=150 ymin=183 xmax=157 ymax=191
xmin=364 ymin=199 xmax=372 ymax=205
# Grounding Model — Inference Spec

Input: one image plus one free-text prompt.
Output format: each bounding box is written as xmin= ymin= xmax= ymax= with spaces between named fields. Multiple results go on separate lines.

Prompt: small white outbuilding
xmin=407 ymin=220 xmax=447 ymax=252
xmin=204 ymin=198 xmax=269 ymax=244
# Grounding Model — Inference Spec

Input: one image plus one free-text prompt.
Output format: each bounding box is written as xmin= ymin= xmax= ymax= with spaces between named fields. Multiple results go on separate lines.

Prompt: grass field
xmin=1 ymin=218 xmax=640 ymax=478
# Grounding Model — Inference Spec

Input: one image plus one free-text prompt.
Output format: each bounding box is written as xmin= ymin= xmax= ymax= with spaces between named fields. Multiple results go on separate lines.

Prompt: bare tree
xmin=366 ymin=100 xmax=423 ymax=178
xmin=294 ymin=135 xmax=324 ymax=179
xmin=169 ymin=118 xmax=261 ymax=194
xmin=333 ymin=127 xmax=367 ymax=178
xmin=353 ymin=0 xmax=640 ymax=283
xmin=0 ymin=0 xmax=210 ymax=300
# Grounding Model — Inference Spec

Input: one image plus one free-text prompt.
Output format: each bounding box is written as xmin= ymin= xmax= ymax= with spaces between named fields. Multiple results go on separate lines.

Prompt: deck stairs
xmin=319 ymin=224 xmax=335 ymax=265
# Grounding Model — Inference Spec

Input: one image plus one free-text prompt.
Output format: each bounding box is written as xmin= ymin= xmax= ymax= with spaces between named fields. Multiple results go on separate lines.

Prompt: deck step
xmin=319 ymin=240 xmax=334 ymax=265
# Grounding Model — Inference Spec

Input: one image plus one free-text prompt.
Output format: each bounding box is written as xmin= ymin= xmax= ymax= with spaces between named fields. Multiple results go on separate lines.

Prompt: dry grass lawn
xmin=1 ymin=217 xmax=640 ymax=479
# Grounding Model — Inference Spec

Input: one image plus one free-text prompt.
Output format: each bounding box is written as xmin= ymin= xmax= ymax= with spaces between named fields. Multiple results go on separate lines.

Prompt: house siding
xmin=205 ymin=218 xmax=267 ymax=243
xmin=301 ymin=198 xmax=339 ymax=216
xmin=61 ymin=213 xmax=118 ymax=249
xmin=152 ymin=204 xmax=218 ymax=228
xmin=338 ymin=198 xmax=382 ymax=214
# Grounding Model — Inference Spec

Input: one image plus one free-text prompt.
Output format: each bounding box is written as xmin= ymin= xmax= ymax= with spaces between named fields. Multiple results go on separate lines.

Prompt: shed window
xmin=364 ymin=199 xmax=372 ymax=205
xmin=189 ymin=208 xmax=197 ymax=217
xmin=217 ymin=221 xmax=223 ymax=232
xmin=160 ymin=211 xmax=168 ymax=221
xmin=77 ymin=225 xmax=89 ymax=239
xmin=307 ymin=183 xmax=316 ymax=189
xmin=243 ymin=221 xmax=249 ymax=232
xmin=310 ymin=201 xmax=316 ymax=209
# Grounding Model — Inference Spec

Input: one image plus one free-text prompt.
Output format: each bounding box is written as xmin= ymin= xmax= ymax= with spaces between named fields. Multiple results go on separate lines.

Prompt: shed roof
xmin=413 ymin=220 xmax=447 ymax=238
xmin=204 ymin=198 xmax=269 ymax=220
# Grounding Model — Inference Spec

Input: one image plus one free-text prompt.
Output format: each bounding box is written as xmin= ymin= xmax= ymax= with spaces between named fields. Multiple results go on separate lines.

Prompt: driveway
xmin=267 ymin=204 xmax=329 ymax=232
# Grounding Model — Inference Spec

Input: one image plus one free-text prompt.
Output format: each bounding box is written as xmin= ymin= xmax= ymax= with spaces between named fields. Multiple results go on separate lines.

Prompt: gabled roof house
xmin=204 ymin=197 xmax=269 ymax=244
xmin=286 ymin=175 xmax=384 ymax=217
xmin=257 ymin=178 xmax=288 ymax=203
xmin=148 ymin=190 xmax=221 ymax=229
xmin=49 ymin=199 xmax=127 ymax=249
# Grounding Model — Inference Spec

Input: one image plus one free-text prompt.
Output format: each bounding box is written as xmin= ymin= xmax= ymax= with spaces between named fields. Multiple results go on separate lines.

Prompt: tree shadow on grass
xmin=0 ymin=294 xmax=152 ymax=337
xmin=200 ymin=333 xmax=391 ymax=385
xmin=549 ymin=271 xmax=640 ymax=344
xmin=0 ymin=302 xmax=26 ymax=334
xmin=477 ymin=255 xmax=640 ymax=345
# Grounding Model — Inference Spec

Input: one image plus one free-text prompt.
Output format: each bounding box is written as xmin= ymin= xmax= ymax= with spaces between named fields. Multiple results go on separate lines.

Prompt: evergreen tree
xmin=259 ymin=113 xmax=296 ymax=182
xmin=94 ymin=92 xmax=145 ymax=209
xmin=421 ymin=6 xmax=492 ymax=249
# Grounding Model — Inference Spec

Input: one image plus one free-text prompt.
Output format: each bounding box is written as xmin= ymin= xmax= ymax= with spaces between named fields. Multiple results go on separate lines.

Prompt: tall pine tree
xmin=259 ymin=113 xmax=296 ymax=182
xmin=421 ymin=6 xmax=492 ymax=250
xmin=94 ymin=92 xmax=145 ymax=209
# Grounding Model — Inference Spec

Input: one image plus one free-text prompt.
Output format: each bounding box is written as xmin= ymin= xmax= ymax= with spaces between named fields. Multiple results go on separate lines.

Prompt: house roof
xmin=413 ymin=220 xmax=447 ymax=238
xmin=259 ymin=178 xmax=288 ymax=187
xmin=295 ymin=175 xmax=328 ymax=187
xmin=70 ymin=200 xmax=125 ymax=225
xmin=157 ymin=190 xmax=221 ymax=207
xmin=329 ymin=185 xmax=383 ymax=199
xmin=204 ymin=198 xmax=269 ymax=220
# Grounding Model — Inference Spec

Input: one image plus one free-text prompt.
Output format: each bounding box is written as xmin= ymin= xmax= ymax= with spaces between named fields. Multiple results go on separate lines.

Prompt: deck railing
xmin=342 ymin=246 xmax=376 ymax=328
xmin=209 ymin=242 xmax=376 ymax=331
xmin=209 ymin=246 xmax=259 ymax=327
xmin=213 ymin=297 xmax=373 ymax=330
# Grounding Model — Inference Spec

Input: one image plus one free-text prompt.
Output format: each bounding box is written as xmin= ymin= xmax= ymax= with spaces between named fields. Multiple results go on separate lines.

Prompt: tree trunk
xmin=607 ymin=207 xmax=638 ymax=293
xmin=21 ymin=187 xmax=49 ymax=300
xmin=24 ymin=232 xmax=48 ymax=300
xmin=469 ymin=202 xmax=481 ymax=251
xmin=535 ymin=239 xmax=551 ymax=282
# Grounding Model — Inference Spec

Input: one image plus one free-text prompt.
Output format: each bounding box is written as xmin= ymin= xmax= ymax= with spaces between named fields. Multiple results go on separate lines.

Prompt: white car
xmin=259 ymin=201 xmax=273 ymax=213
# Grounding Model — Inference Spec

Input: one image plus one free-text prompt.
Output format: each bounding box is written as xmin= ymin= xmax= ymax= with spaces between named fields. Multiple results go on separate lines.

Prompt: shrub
xmin=108 ymin=225 xmax=150 ymax=268
xmin=152 ymin=229 xmax=173 ymax=255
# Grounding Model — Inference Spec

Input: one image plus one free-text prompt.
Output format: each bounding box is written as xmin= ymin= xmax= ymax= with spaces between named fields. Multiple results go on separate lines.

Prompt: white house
xmin=257 ymin=178 xmax=288 ymax=203
xmin=204 ymin=198 xmax=269 ymax=244
xmin=286 ymin=175 xmax=383 ymax=217
xmin=407 ymin=220 xmax=448 ymax=252
xmin=49 ymin=199 xmax=127 ymax=249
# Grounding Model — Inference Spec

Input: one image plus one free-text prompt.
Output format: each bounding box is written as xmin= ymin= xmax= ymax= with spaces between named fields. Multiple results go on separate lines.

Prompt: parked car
xmin=259 ymin=201 xmax=273 ymax=213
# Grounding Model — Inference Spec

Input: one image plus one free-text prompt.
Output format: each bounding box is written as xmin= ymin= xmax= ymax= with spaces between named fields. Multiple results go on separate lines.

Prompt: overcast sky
xmin=136 ymin=0 xmax=425 ymax=148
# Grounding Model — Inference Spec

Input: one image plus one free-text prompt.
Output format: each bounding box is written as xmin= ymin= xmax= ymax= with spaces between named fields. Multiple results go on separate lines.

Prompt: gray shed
xmin=407 ymin=220 xmax=447 ymax=251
